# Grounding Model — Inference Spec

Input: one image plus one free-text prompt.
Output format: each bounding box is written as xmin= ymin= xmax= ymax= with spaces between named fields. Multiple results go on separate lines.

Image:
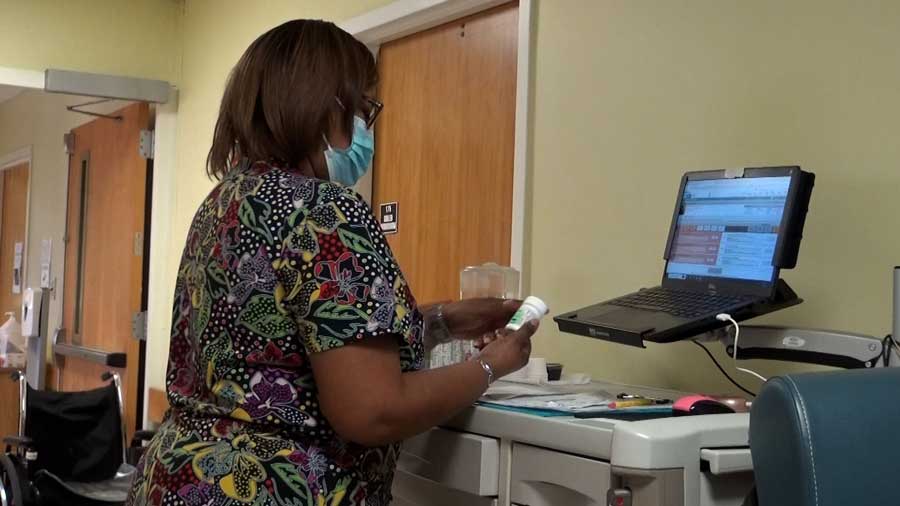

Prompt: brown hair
xmin=207 ymin=19 xmax=377 ymax=179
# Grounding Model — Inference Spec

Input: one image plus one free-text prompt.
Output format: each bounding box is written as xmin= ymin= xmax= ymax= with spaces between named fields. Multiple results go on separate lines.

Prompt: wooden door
xmin=0 ymin=163 xmax=29 ymax=317
xmin=60 ymin=102 xmax=150 ymax=437
xmin=0 ymin=368 xmax=19 ymax=438
xmin=373 ymin=2 xmax=518 ymax=304
xmin=0 ymin=164 xmax=28 ymax=441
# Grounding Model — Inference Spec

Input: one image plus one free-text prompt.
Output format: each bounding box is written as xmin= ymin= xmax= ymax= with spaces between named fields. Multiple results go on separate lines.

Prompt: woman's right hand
xmin=477 ymin=320 xmax=539 ymax=378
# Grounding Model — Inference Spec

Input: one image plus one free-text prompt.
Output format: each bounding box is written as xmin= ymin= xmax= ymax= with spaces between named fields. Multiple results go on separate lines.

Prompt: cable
xmin=717 ymin=313 xmax=768 ymax=383
xmin=882 ymin=334 xmax=900 ymax=367
xmin=692 ymin=340 xmax=757 ymax=397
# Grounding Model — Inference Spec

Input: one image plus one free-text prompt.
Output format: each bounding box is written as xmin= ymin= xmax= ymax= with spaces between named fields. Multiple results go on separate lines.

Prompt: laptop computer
xmin=555 ymin=166 xmax=814 ymax=346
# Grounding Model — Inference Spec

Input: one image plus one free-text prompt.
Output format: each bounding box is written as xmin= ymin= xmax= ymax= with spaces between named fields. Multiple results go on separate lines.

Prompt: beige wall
xmin=139 ymin=0 xmax=900 ymax=398
xmin=0 ymin=0 xmax=182 ymax=83
xmin=529 ymin=0 xmax=900 ymax=393
xmin=0 ymin=91 xmax=129 ymax=338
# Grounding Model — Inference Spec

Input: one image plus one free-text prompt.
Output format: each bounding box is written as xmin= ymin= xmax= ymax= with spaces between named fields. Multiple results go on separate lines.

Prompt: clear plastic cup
xmin=428 ymin=263 xmax=521 ymax=369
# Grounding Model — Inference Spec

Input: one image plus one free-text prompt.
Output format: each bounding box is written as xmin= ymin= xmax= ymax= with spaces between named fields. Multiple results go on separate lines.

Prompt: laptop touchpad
xmin=585 ymin=306 xmax=658 ymax=333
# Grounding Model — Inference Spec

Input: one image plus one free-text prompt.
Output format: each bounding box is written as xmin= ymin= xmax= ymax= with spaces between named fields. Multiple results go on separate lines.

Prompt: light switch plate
xmin=379 ymin=202 xmax=398 ymax=234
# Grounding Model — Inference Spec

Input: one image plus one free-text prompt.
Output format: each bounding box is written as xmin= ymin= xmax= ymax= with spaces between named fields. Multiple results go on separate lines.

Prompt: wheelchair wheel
xmin=0 ymin=454 xmax=28 ymax=506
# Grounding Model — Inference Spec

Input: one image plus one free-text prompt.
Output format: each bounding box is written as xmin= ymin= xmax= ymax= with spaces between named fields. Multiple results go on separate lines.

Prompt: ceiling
xmin=0 ymin=84 xmax=25 ymax=105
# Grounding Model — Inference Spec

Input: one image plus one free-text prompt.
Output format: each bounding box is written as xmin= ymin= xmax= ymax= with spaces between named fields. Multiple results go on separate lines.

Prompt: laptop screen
xmin=665 ymin=175 xmax=792 ymax=283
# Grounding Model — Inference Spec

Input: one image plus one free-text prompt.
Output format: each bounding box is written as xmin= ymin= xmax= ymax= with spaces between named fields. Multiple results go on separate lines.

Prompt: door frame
xmin=143 ymin=88 xmax=178 ymax=428
xmin=0 ymin=145 xmax=34 ymax=292
xmin=341 ymin=0 xmax=534 ymax=277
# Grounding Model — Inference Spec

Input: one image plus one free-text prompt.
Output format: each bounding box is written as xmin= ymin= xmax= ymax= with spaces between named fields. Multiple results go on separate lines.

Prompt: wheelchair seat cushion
xmin=33 ymin=463 xmax=136 ymax=506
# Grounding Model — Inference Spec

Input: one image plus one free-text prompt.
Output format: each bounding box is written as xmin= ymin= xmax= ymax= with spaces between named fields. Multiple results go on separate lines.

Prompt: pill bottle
xmin=505 ymin=296 xmax=549 ymax=331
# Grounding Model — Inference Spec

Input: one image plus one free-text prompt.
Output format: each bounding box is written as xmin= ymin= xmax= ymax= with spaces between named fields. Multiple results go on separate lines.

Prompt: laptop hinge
xmin=724 ymin=167 xmax=745 ymax=178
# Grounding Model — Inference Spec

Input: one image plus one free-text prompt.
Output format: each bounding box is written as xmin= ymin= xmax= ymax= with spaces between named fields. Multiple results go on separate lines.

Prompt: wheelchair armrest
xmin=131 ymin=430 xmax=156 ymax=446
xmin=3 ymin=435 xmax=34 ymax=448
xmin=126 ymin=430 xmax=157 ymax=466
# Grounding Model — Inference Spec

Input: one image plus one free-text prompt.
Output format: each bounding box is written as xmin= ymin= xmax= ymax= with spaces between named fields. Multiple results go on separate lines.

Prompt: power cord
xmin=882 ymin=334 xmax=900 ymax=367
xmin=717 ymin=313 xmax=768 ymax=383
xmin=692 ymin=340 xmax=757 ymax=397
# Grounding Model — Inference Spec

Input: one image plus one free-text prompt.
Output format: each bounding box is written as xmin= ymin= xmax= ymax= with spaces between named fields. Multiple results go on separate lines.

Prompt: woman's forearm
xmin=369 ymin=360 xmax=490 ymax=444
xmin=314 ymin=325 xmax=534 ymax=448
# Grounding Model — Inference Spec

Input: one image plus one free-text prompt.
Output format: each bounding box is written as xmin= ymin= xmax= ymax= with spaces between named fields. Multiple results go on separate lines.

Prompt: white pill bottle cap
xmin=522 ymin=296 xmax=549 ymax=316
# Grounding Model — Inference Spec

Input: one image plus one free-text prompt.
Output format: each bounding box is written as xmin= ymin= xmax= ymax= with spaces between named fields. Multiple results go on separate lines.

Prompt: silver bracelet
xmin=476 ymin=358 xmax=495 ymax=385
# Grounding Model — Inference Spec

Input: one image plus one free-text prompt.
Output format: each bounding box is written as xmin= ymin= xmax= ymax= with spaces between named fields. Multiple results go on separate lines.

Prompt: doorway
xmin=372 ymin=2 xmax=519 ymax=304
xmin=0 ymin=161 xmax=29 ymax=317
xmin=0 ymin=68 xmax=175 ymax=435
xmin=0 ymin=155 xmax=29 ymax=441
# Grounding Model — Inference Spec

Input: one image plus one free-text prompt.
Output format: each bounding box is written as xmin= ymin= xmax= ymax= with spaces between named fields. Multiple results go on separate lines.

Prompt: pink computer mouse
xmin=673 ymin=395 xmax=735 ymax=416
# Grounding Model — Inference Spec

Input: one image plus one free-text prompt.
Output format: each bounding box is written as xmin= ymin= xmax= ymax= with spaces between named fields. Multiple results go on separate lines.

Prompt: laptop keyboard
xmin=610 ymin=287 xmax=754 ymax=319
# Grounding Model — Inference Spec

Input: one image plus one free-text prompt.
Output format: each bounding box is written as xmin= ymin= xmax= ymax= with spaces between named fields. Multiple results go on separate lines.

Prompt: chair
xmin=749 ymin=368 xmax=900 ymax=506
xmin=0 ymin=371 xmax=154 ymax=506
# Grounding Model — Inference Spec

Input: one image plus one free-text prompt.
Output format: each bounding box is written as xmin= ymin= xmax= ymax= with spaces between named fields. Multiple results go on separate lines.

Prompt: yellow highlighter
xmin=609 ymin=399 xmax=655 ymax=409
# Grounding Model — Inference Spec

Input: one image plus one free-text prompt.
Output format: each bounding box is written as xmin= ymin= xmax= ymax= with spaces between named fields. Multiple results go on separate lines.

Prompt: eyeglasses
xmin=334 ymin=96 xmax=384 ymax=129
xmin=362 ymin=97 xmax=383 ymax=128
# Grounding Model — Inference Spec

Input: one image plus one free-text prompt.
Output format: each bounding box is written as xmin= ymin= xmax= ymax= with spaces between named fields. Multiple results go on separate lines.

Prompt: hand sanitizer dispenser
xmin=21 ymin=288 xmax=42 ymax=338
xmin=21 ymin=288 xmax=48 ymax=389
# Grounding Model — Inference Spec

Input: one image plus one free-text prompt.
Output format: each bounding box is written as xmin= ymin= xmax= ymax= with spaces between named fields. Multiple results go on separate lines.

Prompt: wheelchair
xmin=0 ymin=371 xmax=155 ymax=506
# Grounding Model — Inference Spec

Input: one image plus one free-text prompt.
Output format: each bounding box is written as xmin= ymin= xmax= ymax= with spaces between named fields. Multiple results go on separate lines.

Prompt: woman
xmin=128 ymin=19 xmax=537 ymax=506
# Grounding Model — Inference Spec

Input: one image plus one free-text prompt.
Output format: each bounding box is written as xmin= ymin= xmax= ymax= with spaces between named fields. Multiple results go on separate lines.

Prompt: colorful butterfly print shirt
xmin=127 ymin=161 xmax=425 ymax=506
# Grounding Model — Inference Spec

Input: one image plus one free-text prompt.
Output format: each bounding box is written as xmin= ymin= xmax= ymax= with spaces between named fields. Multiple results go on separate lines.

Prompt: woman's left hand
xmin=440 ymin=298 xmax=522 ymax=340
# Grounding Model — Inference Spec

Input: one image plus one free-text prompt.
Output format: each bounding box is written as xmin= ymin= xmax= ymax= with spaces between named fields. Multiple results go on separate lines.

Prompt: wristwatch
xmin=426 ymin=304 xmax=453 ymax=345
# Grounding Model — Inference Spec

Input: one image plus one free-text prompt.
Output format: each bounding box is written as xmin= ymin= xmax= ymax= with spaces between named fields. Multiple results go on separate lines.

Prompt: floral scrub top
xmin=128 ymin=160 xmax=425 ymax=506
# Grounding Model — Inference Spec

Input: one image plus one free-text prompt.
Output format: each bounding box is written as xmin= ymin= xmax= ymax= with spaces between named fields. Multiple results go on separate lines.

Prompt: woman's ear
xmin=325 ymin=110 xmax=352 ymax=150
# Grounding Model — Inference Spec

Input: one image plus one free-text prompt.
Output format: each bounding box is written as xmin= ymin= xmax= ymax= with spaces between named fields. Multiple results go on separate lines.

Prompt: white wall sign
xmin=40 ymin=239 xmax=52 ymax=289
xmin=12 ymin=241 xmax=23 ymax=294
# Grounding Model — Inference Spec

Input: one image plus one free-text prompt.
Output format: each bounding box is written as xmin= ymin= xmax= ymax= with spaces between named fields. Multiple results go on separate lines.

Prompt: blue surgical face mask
xmin=324 ymin=115 xmax=374 ymax=186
